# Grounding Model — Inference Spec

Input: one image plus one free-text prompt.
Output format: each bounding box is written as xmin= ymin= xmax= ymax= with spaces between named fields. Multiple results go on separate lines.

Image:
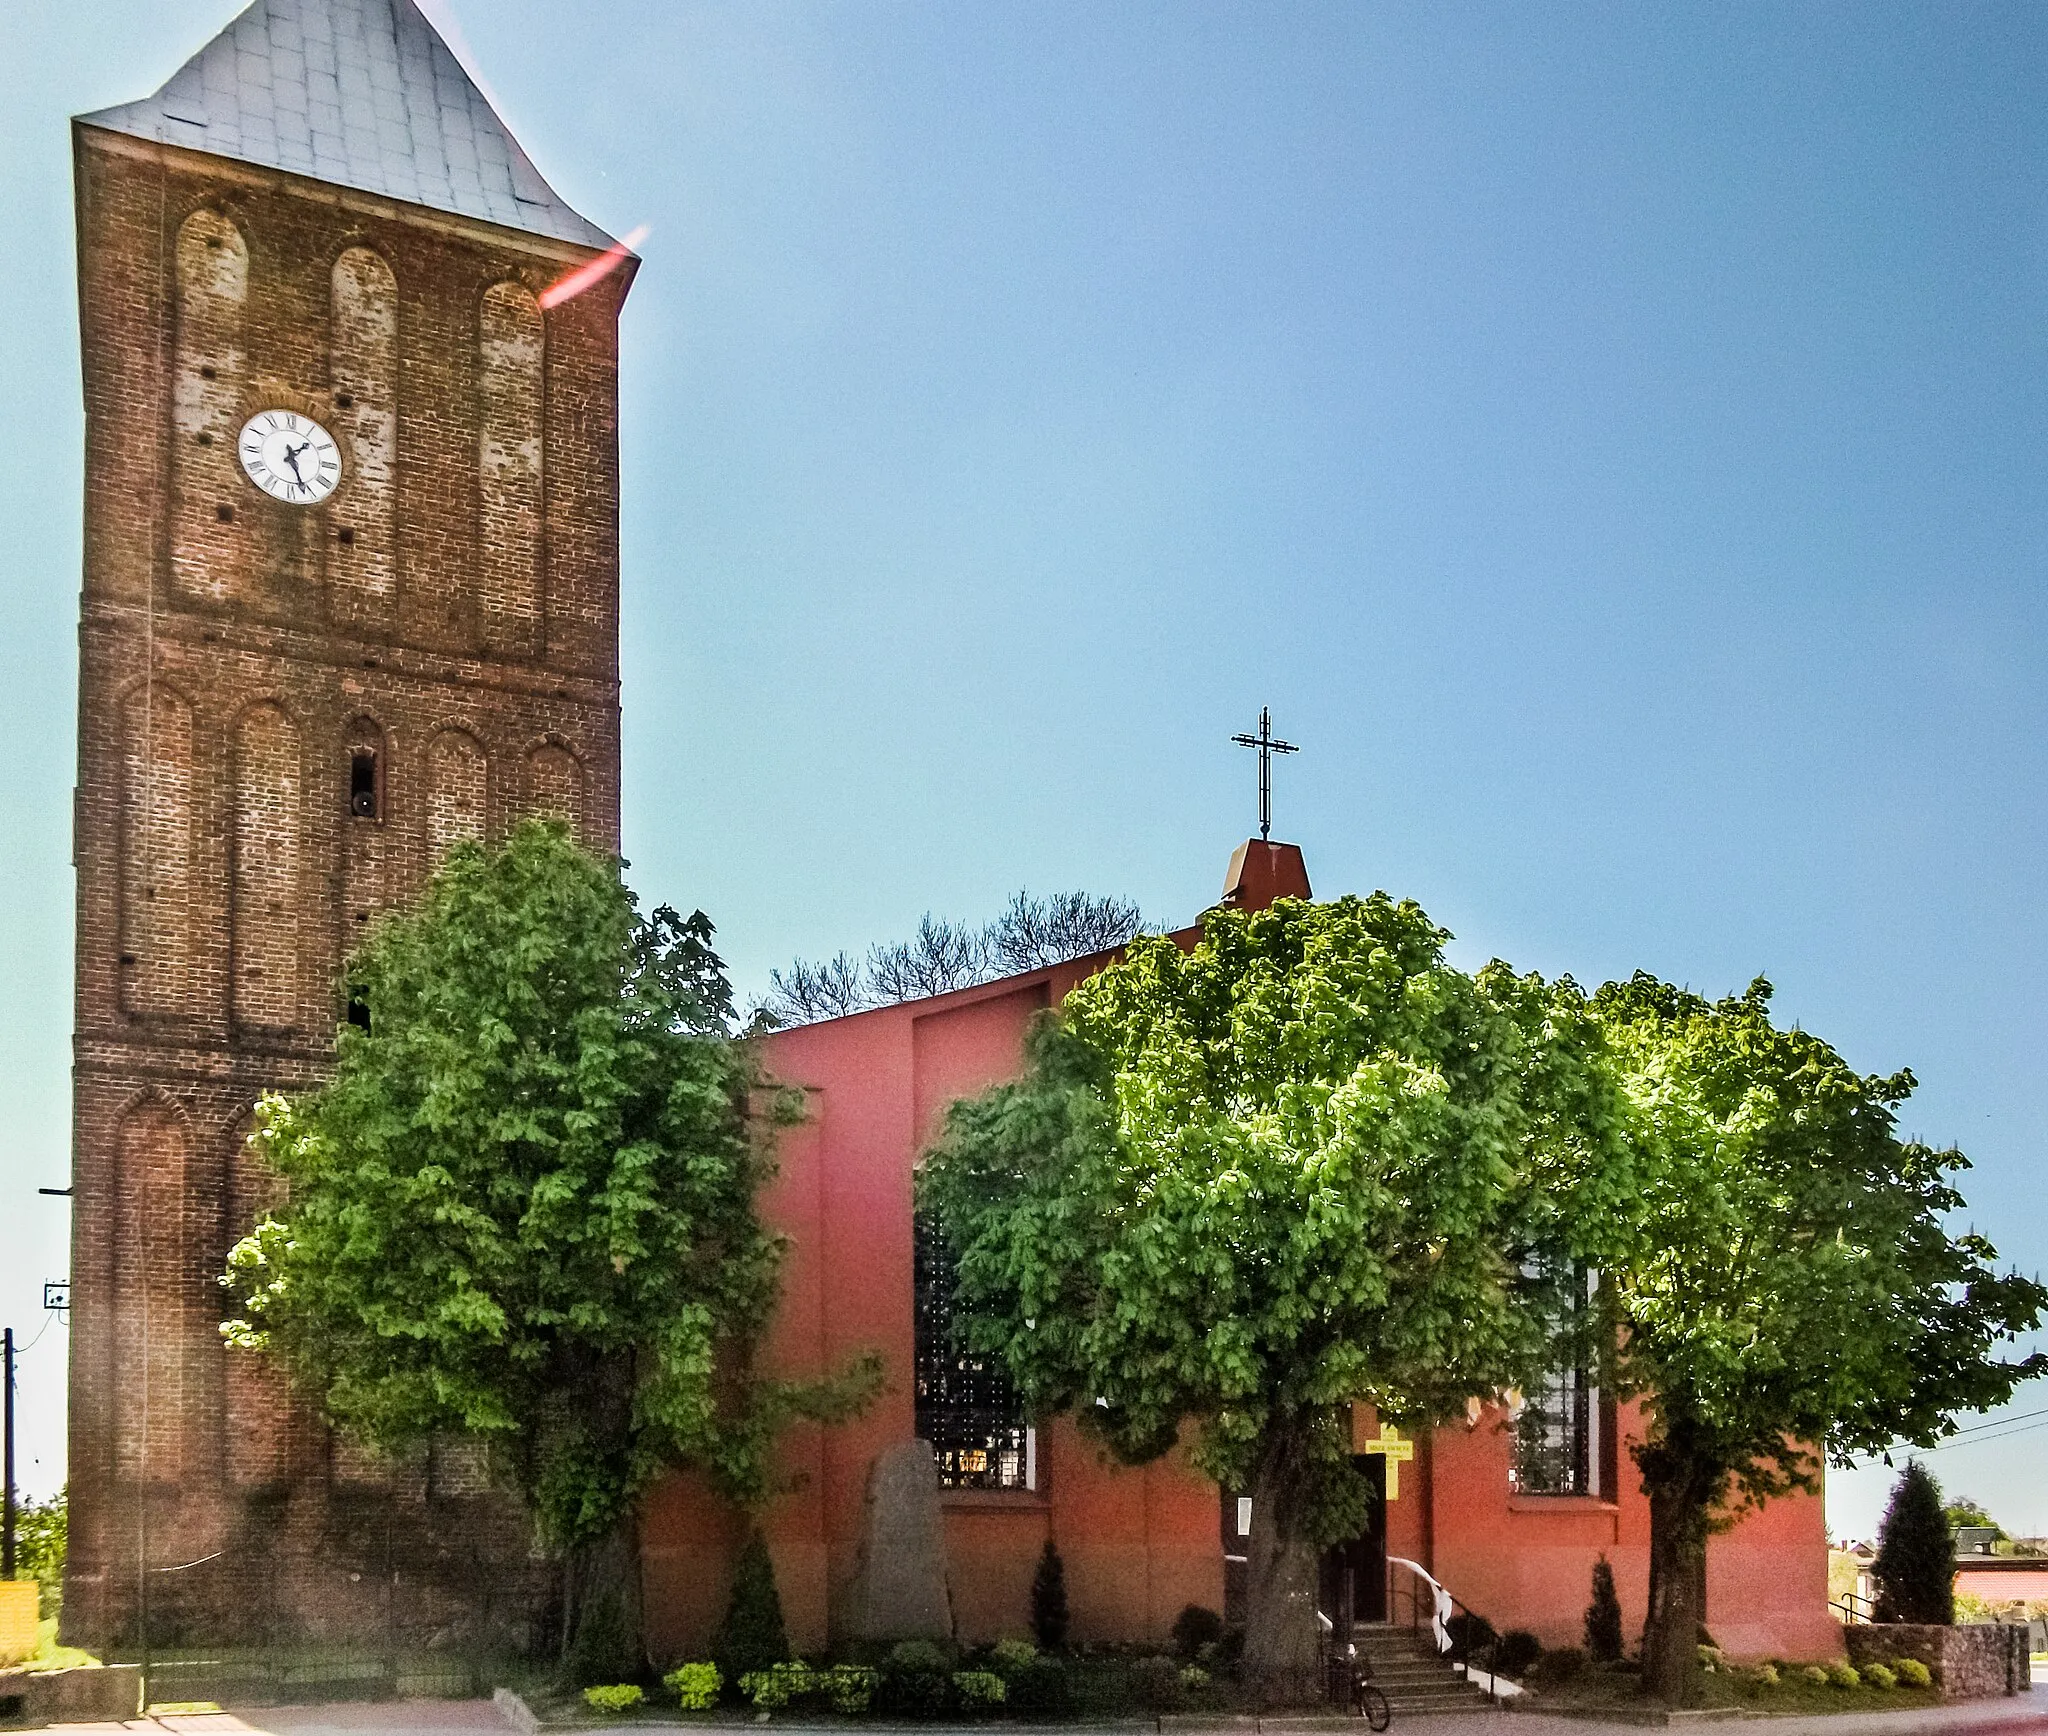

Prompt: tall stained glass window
xmin=913 ymin=1212 xmax=1034 ymax=1490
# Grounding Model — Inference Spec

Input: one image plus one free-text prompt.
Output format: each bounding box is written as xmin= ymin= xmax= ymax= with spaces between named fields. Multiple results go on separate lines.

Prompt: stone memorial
xmin=844 ymin=1440 xmax=954 ymax=1645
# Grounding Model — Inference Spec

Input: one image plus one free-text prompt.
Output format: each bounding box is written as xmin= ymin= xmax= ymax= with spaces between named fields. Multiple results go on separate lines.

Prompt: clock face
xmin=237 ymin=410 xmax=342 ymax=505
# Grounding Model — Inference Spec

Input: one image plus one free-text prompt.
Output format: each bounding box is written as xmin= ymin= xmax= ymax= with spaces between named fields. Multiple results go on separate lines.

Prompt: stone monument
xmin=844 ymin=1441 xmax=954 ymax=1646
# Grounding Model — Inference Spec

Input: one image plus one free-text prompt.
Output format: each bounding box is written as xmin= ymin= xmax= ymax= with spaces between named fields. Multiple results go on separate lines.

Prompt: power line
xmin=1848 ymin=1413 xmax=2048 ymax=1464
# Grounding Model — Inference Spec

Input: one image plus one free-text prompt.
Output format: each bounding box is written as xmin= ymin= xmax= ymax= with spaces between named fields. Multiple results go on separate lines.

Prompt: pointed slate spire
xmin=78 ymin=0 xmax=616 ymax=250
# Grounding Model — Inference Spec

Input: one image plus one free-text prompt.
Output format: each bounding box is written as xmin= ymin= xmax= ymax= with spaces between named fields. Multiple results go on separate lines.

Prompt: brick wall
xmin=67 ymin=120 xmax=631 ymax=1650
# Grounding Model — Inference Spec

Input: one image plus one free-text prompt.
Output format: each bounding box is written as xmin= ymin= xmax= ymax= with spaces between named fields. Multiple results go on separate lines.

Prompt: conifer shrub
xmin=1032 ymin=1540 xmax=1071 ymax=1650
xmin=1584 ymin=1555 xmax=1624 ymax=1662
xmin=663 ymin=1663 xmax=721 ymax=1710
xmin=1873 ymin=1461 xmax=1955 ymax=1626
xmin=715 ymin=1531 xmax=790 ymax=1683
xmin=1894 ymin=1658 xmax=1932 ymax=1688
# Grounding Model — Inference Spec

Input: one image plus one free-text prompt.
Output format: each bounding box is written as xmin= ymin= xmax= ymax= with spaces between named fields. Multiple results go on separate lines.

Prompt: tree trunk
xmin=561 ymin=1511 xmax=645 ymax=1687
xmin=1241 ymin=1430 xmax=1323 ymax=1704
xmin=1638 ymin=1443 xmax=1716 ymax=1706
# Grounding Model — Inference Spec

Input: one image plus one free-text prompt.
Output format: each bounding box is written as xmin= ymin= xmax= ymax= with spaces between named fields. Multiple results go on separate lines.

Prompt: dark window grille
xmin=1510 ymin=1266 xmax=1599 ymax=1497
xmin=913 ymin=1212 xmax=1031 ymax=1490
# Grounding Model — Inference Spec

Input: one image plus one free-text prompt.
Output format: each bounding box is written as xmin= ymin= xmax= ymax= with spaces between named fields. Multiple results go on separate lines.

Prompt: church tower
xmin=68 ymin=0 xmax=631 ymax=1647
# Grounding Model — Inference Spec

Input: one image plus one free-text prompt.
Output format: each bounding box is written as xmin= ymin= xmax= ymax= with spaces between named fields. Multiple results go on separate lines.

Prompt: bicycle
xmin=1341 ymin=1644 xmax=1393 ymax=1730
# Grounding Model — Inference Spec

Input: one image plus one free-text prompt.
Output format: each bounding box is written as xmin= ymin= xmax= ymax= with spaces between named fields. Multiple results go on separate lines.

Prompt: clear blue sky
xmin=2 ymin=1 xmax=2044 ymax=1540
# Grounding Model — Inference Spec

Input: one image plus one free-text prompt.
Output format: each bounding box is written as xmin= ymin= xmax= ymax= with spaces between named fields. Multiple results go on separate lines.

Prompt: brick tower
xmin=68 ymin=0 xmax=631 ymax=1648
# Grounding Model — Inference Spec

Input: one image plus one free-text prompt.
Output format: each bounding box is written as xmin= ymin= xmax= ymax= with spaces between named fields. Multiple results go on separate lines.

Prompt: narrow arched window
xmin=350 ymin=748 xmax=379 ymax=818
xmin=344 ymin=718 xmax=385 ymax=821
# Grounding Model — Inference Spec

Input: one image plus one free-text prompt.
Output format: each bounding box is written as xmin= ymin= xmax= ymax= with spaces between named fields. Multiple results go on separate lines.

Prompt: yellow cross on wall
xmin=1362 ymin=1423 xmax=1416 ymax=1500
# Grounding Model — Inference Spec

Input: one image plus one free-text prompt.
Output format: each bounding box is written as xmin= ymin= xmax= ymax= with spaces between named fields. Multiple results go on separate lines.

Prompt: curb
xmin=496 ymin=1687 xmax=543 ymax=1734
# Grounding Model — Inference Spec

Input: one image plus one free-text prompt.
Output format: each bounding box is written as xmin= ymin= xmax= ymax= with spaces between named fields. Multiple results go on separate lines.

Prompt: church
xmin=63 ymin=0 xmax=1836 ymax=1668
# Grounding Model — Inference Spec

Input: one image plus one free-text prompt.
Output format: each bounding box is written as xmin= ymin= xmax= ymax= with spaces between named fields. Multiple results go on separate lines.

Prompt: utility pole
xmin=4 ymin=1326 xmax=16 ymax=1581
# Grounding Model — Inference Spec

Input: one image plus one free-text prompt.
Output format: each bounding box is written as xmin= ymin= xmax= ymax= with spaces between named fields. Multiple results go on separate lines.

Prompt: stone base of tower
xmin=65 ymin=1463 xmax=556 ymax=1656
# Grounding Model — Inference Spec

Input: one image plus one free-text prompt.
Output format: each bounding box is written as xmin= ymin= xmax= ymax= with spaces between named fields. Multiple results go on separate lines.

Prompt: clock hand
xmin=282 ymin=442 xmax=309 ymax=483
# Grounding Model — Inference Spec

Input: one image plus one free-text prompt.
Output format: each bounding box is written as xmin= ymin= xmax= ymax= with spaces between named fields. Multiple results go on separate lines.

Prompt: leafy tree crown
xmin=1593 ymin=974 xmax=2047 ymax=1517
xmin=919 ymin=893 xmax=1630 ymax=1545
xmin=222 ymin=821 xmax=874 ymax=1550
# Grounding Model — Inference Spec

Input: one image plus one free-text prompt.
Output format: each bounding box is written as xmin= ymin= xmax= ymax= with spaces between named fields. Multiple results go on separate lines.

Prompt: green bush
xmin=1894 ymin=1658 xmax=1932 ymax=1689
xmin=1530 ymin=1645 xmax=1586 ymax=1685
xmin=1006 ymin=1657 xmax=1074 ymax=1718
xmin=1445 ymin=1611 xmax=1497 ymax=1664
xmin=740 ymin=1662 xmax=818 ymax=1711
xmin=716 ymin=1531 xmax=790 ymax=1683
xmin=1496 ymin=1631 xmax=1542 ymax=1678
xmin=1131 ymin=1655 xmax=1184 ymax=1710
xmin=1862 ymin=1663 xmax=1897 ymax=1690
xmin=1032 ymin=1541 xmax=1071 ymax=1651
xmin=953 ymin=1670 xmax=1008 ymax=1712
xmin=1178 ymin=1665 xmax=1211 ymax=1694
xmin=663 ymin=1663 xmax=721 ymax=1710
xmin=1170 ymin=1605 xmax=1224 ymax=1660
xmin=888 ymin=1639 xmax=952 ymax=1673
xmin=1698 ymin=1644 xmax=1725 ymax=1673
xmin=1800 ymin=1665 xmax=1829 ymax=1685
xmin=990 ymin=1638 xmax=1038 ymax=1675
xmin=1749 ymin=1663 xmax=1780 ymax=1687
xmin=880 ymin=1642 xmax=954 ymax=1720
xmin=1584 ymin=1556 xmax=1624 ymax=1664
xmin=582 ymin=1684 xmax=644 ymax=1714
xmin=826 ymin=1664 xmax=880 ymax=1715
xmin=1827 ymin=1663 xmax=1860 ymax=1689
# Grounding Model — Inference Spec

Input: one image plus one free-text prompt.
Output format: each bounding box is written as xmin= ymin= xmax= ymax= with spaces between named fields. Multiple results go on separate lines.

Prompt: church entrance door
xmin=1318 ymin=1455 xmax=1388 ymax=1627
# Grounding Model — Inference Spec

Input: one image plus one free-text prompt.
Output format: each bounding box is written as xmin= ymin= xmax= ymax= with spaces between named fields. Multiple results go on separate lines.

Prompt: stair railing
xmin=1386 ymin=1556 xmax=1507 ymax=1708
xmin=1831 ymin=1589 xmax=1875 ymax=1626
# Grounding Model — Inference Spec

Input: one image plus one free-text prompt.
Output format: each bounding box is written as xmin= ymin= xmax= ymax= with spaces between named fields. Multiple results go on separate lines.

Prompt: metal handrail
xmin=1832 ymin=1590 xmax=1876 ymax=1626
xmin=1385 ymin=1556 xmax=1507 ymax=1707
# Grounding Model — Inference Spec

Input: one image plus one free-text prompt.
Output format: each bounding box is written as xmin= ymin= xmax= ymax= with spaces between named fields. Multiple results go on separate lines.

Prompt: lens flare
xmin=539 ymin=224 xmax=650 ymax=310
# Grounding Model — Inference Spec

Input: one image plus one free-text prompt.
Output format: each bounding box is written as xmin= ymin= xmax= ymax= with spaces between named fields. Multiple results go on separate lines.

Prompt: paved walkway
xmin=14 ymin=1692 xmax=2048 ymax=1736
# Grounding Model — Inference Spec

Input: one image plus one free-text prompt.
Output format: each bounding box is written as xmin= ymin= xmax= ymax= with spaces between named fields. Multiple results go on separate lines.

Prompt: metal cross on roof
xmin=1231 ymin=706 xmax=1299 ymax=842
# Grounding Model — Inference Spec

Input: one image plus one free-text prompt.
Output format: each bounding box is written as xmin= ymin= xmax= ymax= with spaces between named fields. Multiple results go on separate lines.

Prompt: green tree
xmin=1943 ymin=1496 xmax=2006 ymax=1542
xmin=1593 ymin=976 xmax=2043 ymax=1703
xmin=222 ymin=822 xmax=877 ymax=1672
xmin=1874 ymin=1461 xmax=1956 ymax=1625
xmin=918 ymin=895 xmax=1629 ymax=1690
xmin=10 ymin=1488 xmax=66 ymax=1618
